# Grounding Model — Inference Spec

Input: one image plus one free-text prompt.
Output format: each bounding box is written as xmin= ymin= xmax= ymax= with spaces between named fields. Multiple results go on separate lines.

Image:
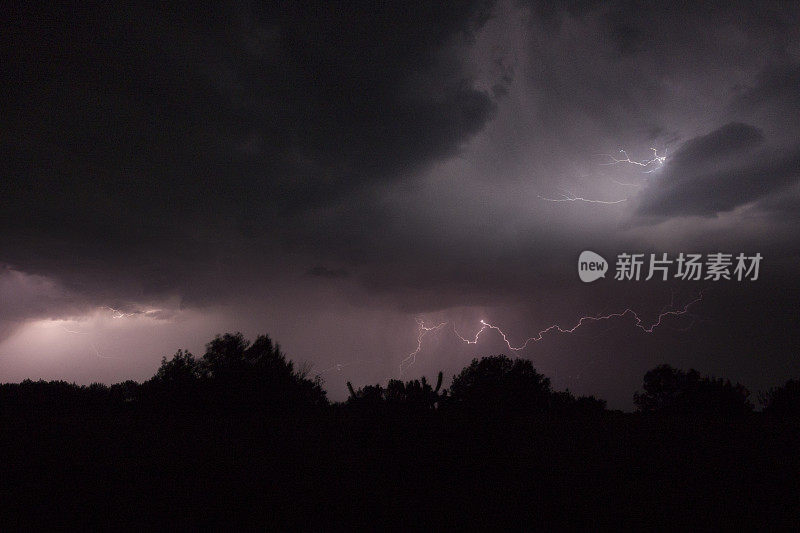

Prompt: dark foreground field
xmin=1 ymin=334 xmax=798 ymax=529
xmin=2 ymin=406 xmax=799 ymax=529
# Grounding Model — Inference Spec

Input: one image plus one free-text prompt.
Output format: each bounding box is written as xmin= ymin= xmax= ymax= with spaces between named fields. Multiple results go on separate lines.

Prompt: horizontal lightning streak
xmin=454 ymin=293 xmax=702 ymax=352
xmin=538 ymin=146 xmax=665 ymax=206
xmin=60 ymin=325 xmax=88 ymax=335
xmin=611 ymin=178 xmax=642 ymax=188
xmin=315 ymin=359 xmax=377 ymax=376
xmin=401 ymin=293 xmax=703 ymax=373
xmin=537 ymin=193 xmax=627 ymax=204
xmin=102 ymin=306 xmax=136 ymax=319
xmin=59 ymin=325 xmax=115 ymax=359
xmin=601 ymin=148 xmax=665 ymax=173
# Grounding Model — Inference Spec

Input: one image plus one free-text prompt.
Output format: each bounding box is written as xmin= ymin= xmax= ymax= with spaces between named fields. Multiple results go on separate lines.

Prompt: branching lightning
xmin=399 ymin=318 xmax=448 ymax=375
xmin=401 ymin=292 xmax=702 ymax=373
xmin=453 ymin=293 xmax=702 ymax=352
xmin=59 ymin=324 xmax=115 ymax=359
xmin=52 ymin=304 xmax=147 ymax=359
xmin=602 ymin=148 xmax=666 ymax=173
xmin=102 ymin=305 xmax=136 ymax=319
xmin=538 ymin=147 xmax=666 ymax=205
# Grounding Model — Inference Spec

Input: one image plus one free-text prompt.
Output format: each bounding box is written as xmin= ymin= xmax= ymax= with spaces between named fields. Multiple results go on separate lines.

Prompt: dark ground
xmin=1 ymin=404 xmax=798 ymax=530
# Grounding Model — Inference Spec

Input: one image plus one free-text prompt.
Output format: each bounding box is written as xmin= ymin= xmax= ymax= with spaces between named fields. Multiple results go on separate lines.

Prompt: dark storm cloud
xmin=276 ymin=0 xmax=800 ymax=305
xmin=306 ymin=265 xmax=350 ymax=279
xmin=733 ymin=63 xmax=800 ymax=112
xmin=1 ymin=1 xmax=496 ymax=303
xmin=0 ymin=265 xmax=80 ymax=341
xmin=636 ymin=123 xmax=800 ymax=217
xmin=751 ymin=186 xmax=800 ymax=221
xmin=669 ymin=123 xmax=765 ymax=169
xmin=4 ymin=0 xmax=799 ymax=307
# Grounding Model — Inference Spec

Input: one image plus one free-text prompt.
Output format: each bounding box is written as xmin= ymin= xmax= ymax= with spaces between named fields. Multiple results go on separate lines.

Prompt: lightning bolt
xmin=537 ymin=192 xmax=627 ymax=204
xmin=402 ymin=292 xmax=702 ymax=373
xmin=60 ymin=325 xmax=88 ymax=335
xmin=315 ymin=358 xmax=378 ymax=377
xmin=454 ymin=293 xmax=702 ymax=352
xmin=602 ymin=148 xmax=666 ymax=173
xmin=53 ymin=305 xmax=135 ymax=359
xmin=59 ymin=324 xmax=116 ymax=359
xmin=537 ymin=147 xmax=666 ymax=206
xmin=611 ymin=178 xmax=642 ymax=188
xmin=102 ymin=305 xmax=136 ymax=318
xmin=89 ymin=341 xmax=115 ymax=360
xmin=399 ymin=318 xmax=448 ymax=375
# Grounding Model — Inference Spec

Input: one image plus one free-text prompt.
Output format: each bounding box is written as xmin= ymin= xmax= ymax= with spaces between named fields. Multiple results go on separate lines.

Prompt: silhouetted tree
xmin=449 ymin=355 xmax=553 ymax=413
xmin=634 ymin=364 xmax=753 ymax=415
xmin=346 ymin=372 xmax=445 ymax=412
xmin=86 ymin=382 xmax=110 ymax=404
xmin=143 ymin=333 xmax=327 ymax=408
xmin=109 ymin=380 xmax=140 ymax=403
xmin=346 ymin=382 xmax=385 ymax=406
xmin=0 ymin=379 xmax=131 ymax=409
xmin=549 ymin=389 xmax=608 ymax=415
xmin=154 ymin=349 xmax=202 ymax=383
xmin=760 ymin=379 xmax=800 ymax=416
xmin=143 ymin=349 xmax=203 ymax=404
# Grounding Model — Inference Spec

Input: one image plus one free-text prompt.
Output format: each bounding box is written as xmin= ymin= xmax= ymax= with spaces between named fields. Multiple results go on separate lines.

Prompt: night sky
xmin=2 ymin=1 xmax=799 ymax=408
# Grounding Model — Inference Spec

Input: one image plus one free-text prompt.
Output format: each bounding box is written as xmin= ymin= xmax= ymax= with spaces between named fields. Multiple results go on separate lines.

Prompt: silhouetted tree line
xmin=2 ymin=332 xmax=800 ymax=529
xmin=760 ymin=378 xmax=800 ymax=416
xmin=0 ymin=333 xmax=326 ymax=411
xmin=143 ymin=332 xmax=327 ymax=408
xmin=634 ymin=364 xmax=754 ymax=415
xmin=1 ymin=332 xmax=798 ymax=417
xmin=346 ymin=355 xmax=606 ymax=416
